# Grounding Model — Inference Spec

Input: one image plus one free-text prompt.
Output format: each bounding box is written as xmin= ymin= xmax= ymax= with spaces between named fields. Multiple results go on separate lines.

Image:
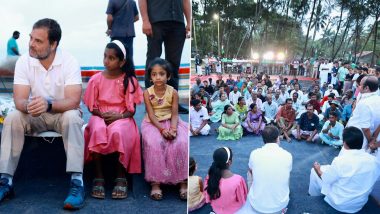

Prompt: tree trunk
xmin=333 ymin=19 xmax=351 ymax=60
xmin=358 ymin=22 xmax=376 ymax=60
xmin=331 ymin=5 xmax=344 ymax=58
xmin=372 ymin=15 xmax=379 ymax=65
xmin=302 ymin=0 xmax=317 ymax=59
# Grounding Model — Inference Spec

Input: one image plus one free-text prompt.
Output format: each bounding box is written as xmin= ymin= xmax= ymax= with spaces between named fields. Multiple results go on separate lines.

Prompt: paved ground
xmin=189 ymin=122 xmax=380 ymax=214
xmin=0 ymin=101 xmax=188 ymax=214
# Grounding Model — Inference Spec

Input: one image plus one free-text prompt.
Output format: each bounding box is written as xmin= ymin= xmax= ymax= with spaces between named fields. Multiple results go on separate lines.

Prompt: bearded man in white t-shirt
xmin=0 ymin=18 xmax=85 ymax=210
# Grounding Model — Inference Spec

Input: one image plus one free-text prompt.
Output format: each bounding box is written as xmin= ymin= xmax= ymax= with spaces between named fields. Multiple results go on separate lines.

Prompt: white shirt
xmin=261 ymin=101 xmax=278 ymax=120
xmin=248 ymin=143 xmax=292 ymax=213
xmin=290 ymin=89 xmax=303 ymax=99
xmin=229 ymin=91 xmax=242 ymax=105
xmin=246 ymin=98 xmax=263 ymax=110
xmin=324 ymin=89 xmax=339 ymax=98
xmin=321 ymin=149 xmax=380 ymax=213
xmin=190 ymin=106 xmax=209 ymax=128
xmin=14 ymin=49 xmax=82 ymax=101
xmin=272 ymin=95 xmax=285 ymax=106
xmin=347 ymin=93 xmax=380 ymax=149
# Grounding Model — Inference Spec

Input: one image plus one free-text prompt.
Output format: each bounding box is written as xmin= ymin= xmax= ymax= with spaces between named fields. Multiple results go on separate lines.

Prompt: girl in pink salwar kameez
xmin=83 ymin=41 xmax=143 ymax=200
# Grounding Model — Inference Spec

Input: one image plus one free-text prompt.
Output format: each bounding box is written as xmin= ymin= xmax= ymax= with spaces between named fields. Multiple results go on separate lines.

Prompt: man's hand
xmin=142 ymin=20 xmax=153 ymax=36
xmin=306 ymin=136 xmax=312 ymax=142
xmin=106 ymin=29 xmax=112 ymax=36
xmin=313 ymin=162 xmax=322 ymax=178
xmin=185 ymin=24 xmax=191 ymax=38
xmin=27 ymin=96 xmax=48 ymax=117
xmin=328 ymin=132 xmax=334 ymax=138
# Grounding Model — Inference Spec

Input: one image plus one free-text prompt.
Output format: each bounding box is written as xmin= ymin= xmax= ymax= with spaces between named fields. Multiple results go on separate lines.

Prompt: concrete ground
xmin=189 ymin=122 xmax=380 ymax=214
xmin=0 ymin=100 xmax=188 ymax=214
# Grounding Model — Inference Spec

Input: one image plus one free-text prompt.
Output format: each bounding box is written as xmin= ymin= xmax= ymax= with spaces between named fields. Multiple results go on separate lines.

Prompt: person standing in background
xmin=7 ymin=31 xmax=20 ymax=57
xmin=106 ymin=0 xmax=139 ymax=59
xmin=139 ymin=0 xmax=191 ymax=114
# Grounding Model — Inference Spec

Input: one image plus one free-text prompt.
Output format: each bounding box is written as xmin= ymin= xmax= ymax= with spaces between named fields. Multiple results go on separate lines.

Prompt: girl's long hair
xmin=106 ymin=42 xmax=136 ymax=94
xmin=206 ymin=147 xmax=232 ymax=200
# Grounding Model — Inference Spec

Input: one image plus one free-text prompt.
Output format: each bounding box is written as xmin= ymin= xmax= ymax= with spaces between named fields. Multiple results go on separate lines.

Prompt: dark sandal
xmin=112 ymin=178 xmax=128 ymax=199
xmin=91 ymin=178 xmax=105 ymax=199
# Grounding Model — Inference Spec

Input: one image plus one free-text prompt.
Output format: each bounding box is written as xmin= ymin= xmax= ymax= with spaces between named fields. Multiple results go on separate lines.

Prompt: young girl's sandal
xmin=150 ymin=182 xmax=163 ymax=201
xmin=150 ymin=189 xmax=163 ymax=201
xmin=112 ymin=178 xmax=128 ymax=199
xmin=91 ymin=178 xmax=105 ymax=199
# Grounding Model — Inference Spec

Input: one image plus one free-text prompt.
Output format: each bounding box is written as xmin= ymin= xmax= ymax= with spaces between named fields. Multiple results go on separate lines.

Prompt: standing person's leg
xmin=145 ymin=23 xmax=164 ymax=89
xmin=163 ymin=22 xmax=186 ymax=91
xmin=111 ymin=37 xmax=134 ymax=60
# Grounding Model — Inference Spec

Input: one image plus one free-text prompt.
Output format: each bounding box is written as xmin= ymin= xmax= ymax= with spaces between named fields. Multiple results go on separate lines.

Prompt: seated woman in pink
xmin=204 ymin=147 xmax=248 ymax=214
xmin=83 ymin=41 xmax=143 ymax=199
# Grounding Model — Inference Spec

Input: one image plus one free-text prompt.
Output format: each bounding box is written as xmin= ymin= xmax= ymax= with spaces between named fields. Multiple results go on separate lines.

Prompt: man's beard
xmin=29 ymin=46 xmax=52 ymax=60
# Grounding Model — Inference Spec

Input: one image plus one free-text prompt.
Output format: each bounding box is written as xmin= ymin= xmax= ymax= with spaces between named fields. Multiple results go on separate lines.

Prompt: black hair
xmin=147 ymin=57 xmax=172 ymax=80
xmin=191 ymin=99 xmax=201 ymax=106
xmin=237 ymin=96 xmax=244 ymax=103
xmin=285 ymin=98 xmax=292 ymax=103
xmin=206 ymin=147 xmax=233 ymax=200
xmin=249 ymin=103 xmax=257 ymax=111
xmin=262 ymin=126 xmax=279 ymax=143
xmin=306 ymin=103 xmax=314 ymax=109
xmin=343 ymin=127 xmax=363 ymax=149
xmin=328 ymin=93 xmax=335 ymax=98
xmin=13 ymin=31 xmax=20 ymax=36
xmin=362 ymin=76 xmax=379 ymax=92
xmin=33 ymin=18 xmax=62 ymax=47
xmin=189 ymin=157 xmax=196 ymax=176
xmin=329 ymin=111 xmax=338 ymax=118
xmin=292 ymin=92 xmax=298 ymax=98
xmin=356 ymin=74 xmax=366 ymax=84
xmin=106 ymin=42 xmax=136 ymax=94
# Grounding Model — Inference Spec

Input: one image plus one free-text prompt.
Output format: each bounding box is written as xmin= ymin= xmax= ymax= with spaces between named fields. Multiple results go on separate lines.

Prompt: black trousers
xmin=144 ymin=21 xmax=186 ymax=90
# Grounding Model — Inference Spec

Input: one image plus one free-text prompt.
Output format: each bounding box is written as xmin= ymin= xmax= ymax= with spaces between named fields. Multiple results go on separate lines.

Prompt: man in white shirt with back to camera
xmin=308 ymin=126 xmax=380 ymax=213
xmin=189 ymin=99 xmax=210 ymax=136
xmin=238 ymin=126 xmax=292 ymax=214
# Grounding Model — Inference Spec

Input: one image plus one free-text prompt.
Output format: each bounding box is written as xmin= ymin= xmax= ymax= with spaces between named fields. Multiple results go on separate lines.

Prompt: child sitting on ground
xmin=188 ymin=157 xmax=205 ymax=212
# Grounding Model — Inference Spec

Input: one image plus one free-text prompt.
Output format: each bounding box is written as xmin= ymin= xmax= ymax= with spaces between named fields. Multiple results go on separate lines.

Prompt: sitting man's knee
xmin=4 ymin=110 xmax=26 ymax=125
xmin=61 ymin=110 xmax=83 ymax=125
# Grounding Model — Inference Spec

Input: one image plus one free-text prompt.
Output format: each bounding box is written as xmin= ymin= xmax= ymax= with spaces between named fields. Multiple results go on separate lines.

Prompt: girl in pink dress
xmin=204 ymin=147 xmax=248 ymax=214
xmin=142 ymin=58 xmax=188 ymax=201
xmin=83 ymin=41 xmax=143 ymax=199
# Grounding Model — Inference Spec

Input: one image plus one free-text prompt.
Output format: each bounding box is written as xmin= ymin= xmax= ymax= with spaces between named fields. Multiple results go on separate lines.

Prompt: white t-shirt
xmin=248 ymin=143 xmax=292 ymax=213
xmin=229 ymin=91 xmax=242 ymax=105
xmin=346 ymin=93 xmax=380 ymax=149
xmin=14 ymin=49 xmax=82 ymax=101
xmin=261 ymin=101 xmax=278 ymax=120
xmin=321 ymin=150 xmax=380 ymax=213
xmin=190 ymin=106 xmax=209 ymax=128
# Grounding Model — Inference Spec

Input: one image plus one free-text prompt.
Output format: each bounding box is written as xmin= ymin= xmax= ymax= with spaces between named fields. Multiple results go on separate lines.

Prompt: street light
xmin=213 ymin=13 xmax=220 ymax=57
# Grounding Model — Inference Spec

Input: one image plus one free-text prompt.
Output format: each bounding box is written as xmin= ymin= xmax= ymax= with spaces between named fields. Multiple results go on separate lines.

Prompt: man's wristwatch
xmin=47 ymin=100 xmax=52 ymax=112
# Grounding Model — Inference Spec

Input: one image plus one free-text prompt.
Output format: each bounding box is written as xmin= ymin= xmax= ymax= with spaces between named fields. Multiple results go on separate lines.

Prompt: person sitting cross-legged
xmin=308 ymin=126 xmax=380 ymax=213
xmin=276 ymin=98 xmax=296 ymax=143
xmin=291 ymin=104 xmax=319 ymax=143
xmin=190 ymin=99 xmax=210 ymax=136
xmin=318 ymin=111 xmax=344 ymax=147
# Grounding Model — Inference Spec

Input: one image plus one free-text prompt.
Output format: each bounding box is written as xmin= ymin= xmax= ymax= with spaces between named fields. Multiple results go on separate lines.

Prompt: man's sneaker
xmin=0 ymin=178 xmax=14 ymax=202
xmin=63 ymin=179 xmax=85 ymax=210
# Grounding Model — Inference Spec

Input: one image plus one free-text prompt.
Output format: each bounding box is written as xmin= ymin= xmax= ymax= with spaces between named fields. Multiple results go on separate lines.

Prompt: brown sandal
xmin=112 ymin=178 xmax=128 ymax=199
xmin=91 ymin=178 xmax=105 ymax=199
